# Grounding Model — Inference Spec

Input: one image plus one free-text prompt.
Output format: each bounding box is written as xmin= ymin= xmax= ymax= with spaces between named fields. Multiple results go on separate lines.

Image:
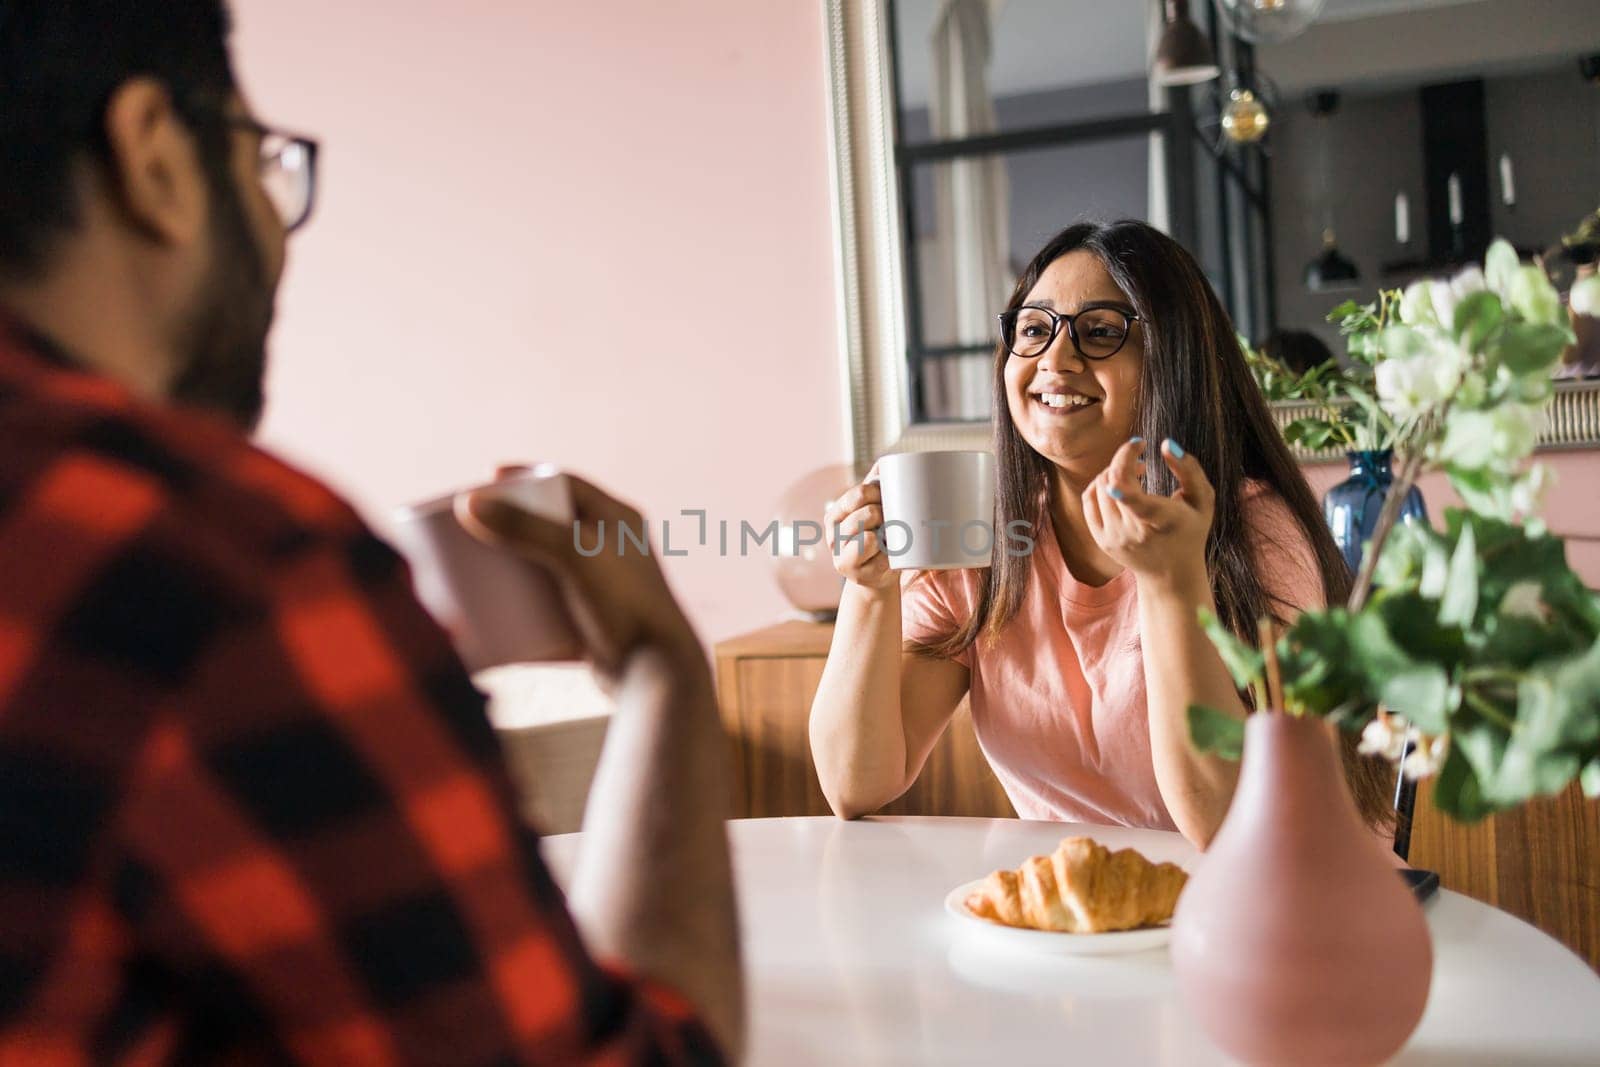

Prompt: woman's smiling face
xmin=1003 ymin=250 xmax=1145 ymax=479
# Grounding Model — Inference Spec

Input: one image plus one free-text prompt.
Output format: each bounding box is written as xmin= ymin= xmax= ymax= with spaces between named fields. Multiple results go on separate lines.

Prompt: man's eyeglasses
xmin=997 ymin=304 xmax=1140 ymax=361
xmin=224 ymin=116 xmax=319 ymax=234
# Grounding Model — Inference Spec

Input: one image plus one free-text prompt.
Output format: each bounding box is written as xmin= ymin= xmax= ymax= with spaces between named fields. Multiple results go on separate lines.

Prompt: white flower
xmin=1572 ymin=275 xmax=1600 ymax=318
xmin=1420 ymin=266 xmax=1489 ymax=332
xmin=1500 ymin=580 xmax=1549 ymax=622
xmin=1402 ymin=734 xmax=1450 ymax=780
xmin=1437 ymin=410 xmax=1496 ymax=469
xmin=1359 ymin=715 xmax=1410 ymax=762
xmin=1427 ymin=279 xmax=1461 ymax=329
xmin=1375 ymin=330 xmax=1463 ymax=421
xmin=1484 ymin=239 xmax=1520 ymax=299
xmin=1399 ymin=281 xmax=1438 ymax=326
xmin=1450 ymin=265 xmax=1487 ymax=303
xmin=1509 ymin=265 xmax=1563 ymax=326
xmin=1491 ymin=403 xmax=1544 ymax=462
xmin=1509 ymin=462 xmax=1554 ymax=517
xmin=1438 ymin=404 xmax=1543 ymax=471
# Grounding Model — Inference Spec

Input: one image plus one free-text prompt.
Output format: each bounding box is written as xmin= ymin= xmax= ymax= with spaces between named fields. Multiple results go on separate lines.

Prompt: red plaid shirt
xmin=0 ymin=315 xmax=722 ymax=1065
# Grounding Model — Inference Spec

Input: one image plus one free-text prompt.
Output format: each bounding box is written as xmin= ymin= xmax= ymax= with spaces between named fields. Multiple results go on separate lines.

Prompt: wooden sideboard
xmin=713 ymin=621 xmax=1014 ymax=820
xmin=1409 ymin=780 xmax=1599 ymax=970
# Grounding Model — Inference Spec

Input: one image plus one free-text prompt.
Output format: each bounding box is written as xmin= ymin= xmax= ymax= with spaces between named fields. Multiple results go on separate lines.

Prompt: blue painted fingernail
xmin=1166 ymin=438 xmax=1186 ymax=458
xmin=1129 ymin=436 xmax=1144 ymax=444
xmin=1108 ymin=487 xmax=1124 ymax=500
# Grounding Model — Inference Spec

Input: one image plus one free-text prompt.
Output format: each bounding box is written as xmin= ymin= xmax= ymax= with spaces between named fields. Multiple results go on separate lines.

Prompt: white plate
xmin=943 ymin=879 xmax=1172 ymax=956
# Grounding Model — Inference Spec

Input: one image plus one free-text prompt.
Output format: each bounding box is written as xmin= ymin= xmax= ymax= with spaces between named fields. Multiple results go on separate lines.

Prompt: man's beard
xmin=168 ymin=167 xmax=275 ymax=433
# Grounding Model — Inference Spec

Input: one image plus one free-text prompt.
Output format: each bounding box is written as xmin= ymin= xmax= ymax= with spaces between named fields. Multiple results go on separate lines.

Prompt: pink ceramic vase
xmin=1171 ymin=713 xmax=1433 ymax=1067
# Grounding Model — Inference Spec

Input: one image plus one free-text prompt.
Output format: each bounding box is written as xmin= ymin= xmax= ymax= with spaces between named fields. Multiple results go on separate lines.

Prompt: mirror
xmin=825 ymin=0 xmax=1600 ymax=471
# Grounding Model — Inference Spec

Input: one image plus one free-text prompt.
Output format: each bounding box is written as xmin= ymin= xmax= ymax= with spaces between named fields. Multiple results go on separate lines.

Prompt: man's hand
xmin=457 ymin=471 xmax=704 ymax=685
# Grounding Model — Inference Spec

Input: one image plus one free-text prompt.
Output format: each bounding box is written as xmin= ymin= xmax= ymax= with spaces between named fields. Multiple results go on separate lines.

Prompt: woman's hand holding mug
xmin=824 ymin=472 xmax=896 ymax=592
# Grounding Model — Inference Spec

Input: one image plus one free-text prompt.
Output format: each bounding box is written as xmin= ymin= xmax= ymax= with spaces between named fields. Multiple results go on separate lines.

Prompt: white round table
xmin=541 ymin=816 xmax=1600 ymax=1065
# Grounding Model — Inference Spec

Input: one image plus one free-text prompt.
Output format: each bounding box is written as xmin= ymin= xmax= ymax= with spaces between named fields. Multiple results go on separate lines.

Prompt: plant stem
xmin=1464 ymin=687 xmax=1518 ymax=732
xmin=1259 ymin=617 xmax=1284 ymax=713
xmin=1462 ymin=666 xmax=1523 ymax=687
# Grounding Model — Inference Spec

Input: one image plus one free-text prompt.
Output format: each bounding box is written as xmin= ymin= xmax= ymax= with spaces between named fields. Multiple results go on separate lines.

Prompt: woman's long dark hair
xmin=913 ymin=220 xmax=1393 ymax=830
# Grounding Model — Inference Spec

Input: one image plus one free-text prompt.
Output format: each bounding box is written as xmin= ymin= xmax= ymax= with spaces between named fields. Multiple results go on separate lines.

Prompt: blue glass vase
xmin=1323 ymin=450 xmax=1427 ymax=574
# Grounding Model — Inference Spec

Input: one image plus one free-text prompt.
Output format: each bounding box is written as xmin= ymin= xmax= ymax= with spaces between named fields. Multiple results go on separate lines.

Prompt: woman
xmin=809 ymin=220 xmax=1392 ymax=848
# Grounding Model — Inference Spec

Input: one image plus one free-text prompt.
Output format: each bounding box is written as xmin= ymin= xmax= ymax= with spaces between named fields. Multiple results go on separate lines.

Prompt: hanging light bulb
xmin=1216 ymin=0 xmax=1327 ymax=44
xmin=1302 ymin=90 xmax=1360 ymax=292
xmin=1221 ymin=89 xmax=1271 ymax=144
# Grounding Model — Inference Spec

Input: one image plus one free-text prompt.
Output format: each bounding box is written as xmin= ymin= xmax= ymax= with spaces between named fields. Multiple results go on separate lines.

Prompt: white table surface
xmin=541 ymin=816 xmax=1600 ymax=1066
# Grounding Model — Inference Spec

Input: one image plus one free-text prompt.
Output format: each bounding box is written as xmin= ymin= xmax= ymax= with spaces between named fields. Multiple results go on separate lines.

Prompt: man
xmin=0 ymin=2 xmax=742 ymax=1062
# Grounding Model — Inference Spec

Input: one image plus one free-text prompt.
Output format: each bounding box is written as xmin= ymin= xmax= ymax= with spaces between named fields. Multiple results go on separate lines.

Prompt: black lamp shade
xmin=1304 ymin=237 xmax=1361 ymax=291
xmin=1156 ymin=0 xmax=1221 ymax=87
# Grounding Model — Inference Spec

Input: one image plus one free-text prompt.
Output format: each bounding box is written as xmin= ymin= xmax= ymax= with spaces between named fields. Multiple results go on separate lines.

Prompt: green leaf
xmin=1382 ymin=667 xmax=1455 ymax=734
xmin=1187 ymin=704 xmax=1246 ymax=760
xmin=1431 ymin=743 xmax=1495 ymax=822
xmin=1487 ymin=737 xmax=1579 ymax=804
xmin=1452 ymin=290 xmax=1504 ymax=350
xmin=1582 ymin=758 xmax=1600 ymax=800
xmin=1341 ymin=384 xmax=1394 ymax=427
xmin=1346 ymin=608 xmax=1454 ymax=733
xmin=1284 ymin=417 xmax=1332 ymax=448
xmin=1492 ymin=322 xmax=1573 ymax=376
xmin=1199 ymin=609 xmax=1265 ymax=693
xmin=1326 ymin=299 xmax=1364 ymax=323
xmin=1453 ymin=720 xmax=1511 ymax=808
xmin=1302 ymin=425 xmax=1335 ymax=450
xmin=1438 ymin=519 xmax=1479 ymax=627
xmin=1516 ymin=640 xmax=1600 ymax=751
xmin=1375 ymin=591 xmax=1467 ymax=665
xmin=1279 ymin=609 xmax=1370 ymax=719
xmin=1346 ymin=331 xmax=1379 ymax=363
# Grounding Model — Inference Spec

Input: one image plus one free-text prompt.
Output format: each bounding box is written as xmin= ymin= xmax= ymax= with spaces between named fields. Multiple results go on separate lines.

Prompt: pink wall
xmin=1303 ymin=453 xmax=1600 ymax=587
xmin=231 ymin=1 xmax=846 ymax=646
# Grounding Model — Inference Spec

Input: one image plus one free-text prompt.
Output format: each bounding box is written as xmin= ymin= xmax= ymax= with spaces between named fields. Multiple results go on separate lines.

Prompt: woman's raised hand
xmin=824 ymin=472 xmax=897 ymax=592
xmin=1083 ymin=438 xmax=1215 ymax=592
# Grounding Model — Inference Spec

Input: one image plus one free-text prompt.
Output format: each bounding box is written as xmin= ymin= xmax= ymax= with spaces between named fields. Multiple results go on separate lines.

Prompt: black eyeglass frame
xmin=177 ymin=98 xmax=320 ymax=233
xmin=226 ymin=115 xmax=320 ymax=234
xmin=997 ymin=302 xmax=1142 ymax=362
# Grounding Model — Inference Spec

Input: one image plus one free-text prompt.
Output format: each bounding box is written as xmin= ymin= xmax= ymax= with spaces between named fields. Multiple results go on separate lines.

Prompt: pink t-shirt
xmin=901 ymin=482 xmax=1324 ymax=828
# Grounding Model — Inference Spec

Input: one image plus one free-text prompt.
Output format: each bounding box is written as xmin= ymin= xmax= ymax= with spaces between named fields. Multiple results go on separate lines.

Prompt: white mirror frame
xmin=824 ymin=0 xmax=990 ymax=476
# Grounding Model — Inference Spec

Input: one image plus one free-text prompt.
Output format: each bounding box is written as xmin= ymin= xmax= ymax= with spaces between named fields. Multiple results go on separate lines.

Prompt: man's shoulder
xmin=0 ymin=385 xmax=382 ymax=603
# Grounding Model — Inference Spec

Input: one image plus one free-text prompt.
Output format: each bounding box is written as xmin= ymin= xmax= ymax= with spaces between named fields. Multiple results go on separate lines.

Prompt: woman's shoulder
xmin=1240 ymin=478 xmax=1304 ymax=535
xmin=899 ymin=565 xmax=983 ymax=611
xmin=1238 ymin=478 xmax=1327 ymax=612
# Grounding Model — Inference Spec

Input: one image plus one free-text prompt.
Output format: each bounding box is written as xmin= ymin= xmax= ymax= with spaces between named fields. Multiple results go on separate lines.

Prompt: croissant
xmin=964 ymin=837 xmax=1188 ymax=934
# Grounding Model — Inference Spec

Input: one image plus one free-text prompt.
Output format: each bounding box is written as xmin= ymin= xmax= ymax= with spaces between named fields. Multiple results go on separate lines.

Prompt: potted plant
xmin=1246 ymin=316 xmax=1429 ymax=572
xmin=1172 ymin=240 xmax=1600 ymax=1067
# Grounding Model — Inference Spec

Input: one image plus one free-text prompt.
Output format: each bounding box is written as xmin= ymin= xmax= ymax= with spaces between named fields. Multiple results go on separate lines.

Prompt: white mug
xmin=390 ymin=470 xmax=582 ymax=670
xmin=871 ymin=450 xmax=997 ymax=570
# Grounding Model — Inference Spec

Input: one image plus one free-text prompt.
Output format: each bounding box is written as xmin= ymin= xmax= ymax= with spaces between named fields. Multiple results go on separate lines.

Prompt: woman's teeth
xmin=1037 ymin=392 xmax=1094 ymax=409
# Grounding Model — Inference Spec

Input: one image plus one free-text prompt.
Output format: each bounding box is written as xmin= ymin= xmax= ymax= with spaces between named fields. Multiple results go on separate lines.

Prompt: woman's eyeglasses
xmin=997 ymin=304 xmax=1140 ymax=361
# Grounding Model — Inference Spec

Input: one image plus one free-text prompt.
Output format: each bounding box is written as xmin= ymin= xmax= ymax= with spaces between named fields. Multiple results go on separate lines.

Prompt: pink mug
xmin=390 ymin=470 xmax=582 ymax=670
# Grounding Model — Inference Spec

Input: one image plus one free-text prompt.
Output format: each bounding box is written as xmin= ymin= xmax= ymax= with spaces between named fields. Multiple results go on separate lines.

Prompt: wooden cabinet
xmin=1410 ymin=780 xmax=1599 ymax=971
xmin=713 ymin=621 xmax=1014 ymax=820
